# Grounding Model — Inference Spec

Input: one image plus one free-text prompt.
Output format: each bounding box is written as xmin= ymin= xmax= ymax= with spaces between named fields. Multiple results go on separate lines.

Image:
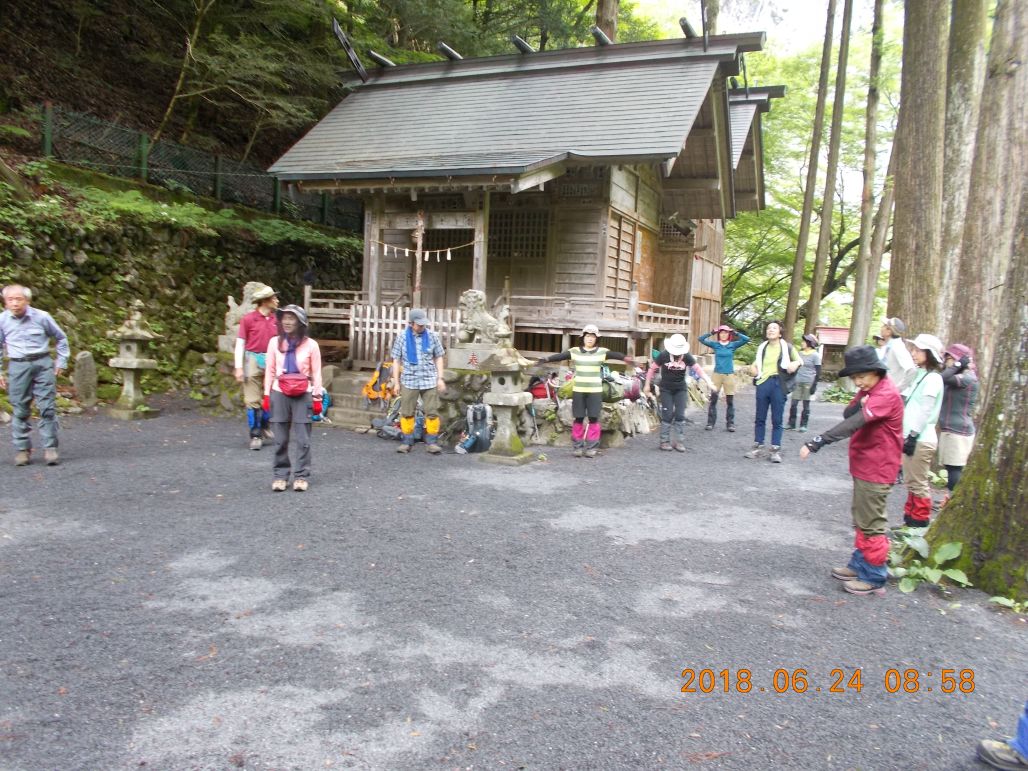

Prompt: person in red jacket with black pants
xmin=800 ymin=345 xmax=904 ymax=596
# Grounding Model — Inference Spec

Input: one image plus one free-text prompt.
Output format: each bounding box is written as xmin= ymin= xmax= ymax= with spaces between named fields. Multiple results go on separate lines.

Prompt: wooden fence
xmin=349 ymin=305 xmax=462 ymax=366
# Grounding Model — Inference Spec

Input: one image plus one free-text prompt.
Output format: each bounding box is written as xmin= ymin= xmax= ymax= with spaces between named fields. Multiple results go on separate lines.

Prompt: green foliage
xmin=889 ymin=538 xmax=972 ymax=593
xmin=0 ymin=124 xmax=32 ymax=140
xmin=818 ymin=384 xmax=856 ymax=404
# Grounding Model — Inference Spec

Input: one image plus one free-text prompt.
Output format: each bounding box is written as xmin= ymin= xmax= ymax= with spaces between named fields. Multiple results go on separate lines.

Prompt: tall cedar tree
xmin=928 ymin=0 xmax=1028 ymax=601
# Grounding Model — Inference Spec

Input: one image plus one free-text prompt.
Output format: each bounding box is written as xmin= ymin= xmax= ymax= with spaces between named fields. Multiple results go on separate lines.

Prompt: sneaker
xmin=572 ymin=448 xmax=584 ymax=457
xmin=726 ymin=424 xmax=736 ymax=432
xmin=262 ymin=427 xmax=275 ymax=443
xmin=704 ymin=424 xmax=714 ymax=431
xmin=831 ymin=566 xmax=858 ymax=581
xmin=425 ymin=444 xmax=442 ymax=455
xmin=44 ymin=448 xmax=59 ymax=466
xmin=786 ymin=424 xmax=797 ymax=431
xmin=659 ymin=441 xmax=673 ymax=451
xmin=271 ymin=479 xmax=288 ymax=492
xmin=743 ymin=443 xmax=765 ymax=459
xmin=798 ymin=426 xmax=808 ymax=433
xmin=977 ymin=739 xmax=1028 ymax=770
xmin=843 ymin=580 xmax=886 ymax=597
xmin=249 ymin=437 xmax=263 ymax=451
xmin=397 ymin=443 xmax=412 ymax=454
xmin=768 ymin=446 xmax=782 ymax=463
xmin=583 ymin=448 xmax=598 ymax=458
xmin=14 ymin=449 xmax=31 ymax=466
xmin=293 ymin=479 xmax=308 ymax=492
xmin=672 ymin=442 xmax=686 ymax=453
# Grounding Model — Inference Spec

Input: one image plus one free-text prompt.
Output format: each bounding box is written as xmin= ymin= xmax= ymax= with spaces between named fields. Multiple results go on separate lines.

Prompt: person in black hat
xmin=799 ymin=345 xmax=904 ymax=596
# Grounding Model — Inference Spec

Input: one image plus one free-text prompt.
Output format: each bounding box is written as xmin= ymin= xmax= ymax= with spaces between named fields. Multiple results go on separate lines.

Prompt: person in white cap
xmin=537 ymin=324 xmax=633 ymax=458
xmin=234 ymin=283 xmax=279 ymax=450
xmin=878 ymin=317 xmax=915 ymax=390
xmin=899 ymin=333 xmax=946 ymax=527
xmin=643 ymin=333 xmax=712 ymax=451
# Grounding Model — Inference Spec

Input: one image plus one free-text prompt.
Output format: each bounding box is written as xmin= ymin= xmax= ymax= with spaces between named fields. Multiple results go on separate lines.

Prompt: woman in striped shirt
xmin=538 ymin=324 xmax=633 ymax=458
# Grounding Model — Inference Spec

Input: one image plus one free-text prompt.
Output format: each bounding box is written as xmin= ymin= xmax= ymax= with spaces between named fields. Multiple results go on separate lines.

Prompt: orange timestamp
xmin=679 ymin=668 xmax=976 ymax=694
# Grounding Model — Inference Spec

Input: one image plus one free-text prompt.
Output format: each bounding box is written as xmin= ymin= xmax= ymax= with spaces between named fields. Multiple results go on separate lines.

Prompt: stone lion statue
xmin=457 ymin=289 xmax=514 ymax=345
xmin=224 ymin=281 xmax=265 ymax=336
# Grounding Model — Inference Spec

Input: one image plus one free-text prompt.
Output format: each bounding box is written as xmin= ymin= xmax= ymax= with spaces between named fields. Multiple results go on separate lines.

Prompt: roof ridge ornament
xmin=438 ymin=42 xmax=463 ymax=60
xmin=511 ymin=35 xmax=536 ymax=54
xmin=591 ymin=26 xmax=613 ymax=46
xmin=332 ymin=17 xmax=368 ymax=83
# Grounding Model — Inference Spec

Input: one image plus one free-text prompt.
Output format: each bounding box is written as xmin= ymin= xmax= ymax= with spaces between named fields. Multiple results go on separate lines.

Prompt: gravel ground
xmin=1 ymin=393 xmax=1025 ymax=771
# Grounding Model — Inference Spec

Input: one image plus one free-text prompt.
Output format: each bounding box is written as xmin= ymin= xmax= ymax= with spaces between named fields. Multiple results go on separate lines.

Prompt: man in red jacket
xmin=800 ymin=345 xmax=904 ymax=596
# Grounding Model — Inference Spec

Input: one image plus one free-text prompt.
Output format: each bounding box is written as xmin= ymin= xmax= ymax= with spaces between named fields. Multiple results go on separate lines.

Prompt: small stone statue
xmin=220 ymin=281 xmax=265 ymax=353
xmin=457 ymin=289 xmax=513 ymax=346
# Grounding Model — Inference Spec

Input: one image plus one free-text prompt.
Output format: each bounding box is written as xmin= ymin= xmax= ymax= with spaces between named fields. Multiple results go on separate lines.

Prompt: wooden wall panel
xmin=553 ymin=206 xmax=603 ymax=298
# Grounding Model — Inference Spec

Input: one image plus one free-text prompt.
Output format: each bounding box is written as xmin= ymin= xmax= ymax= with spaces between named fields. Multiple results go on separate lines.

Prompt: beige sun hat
xmin=251 ymin=284 xmax=278 ymax=303
xmin=909 ymin=333 xmax=945 ymax=366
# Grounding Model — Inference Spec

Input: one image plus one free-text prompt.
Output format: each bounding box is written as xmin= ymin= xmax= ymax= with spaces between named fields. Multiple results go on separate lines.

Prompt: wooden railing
xmin=302 ymin=287 xmax=367 ymax=324
xmin=349 ymin=304 xmax=462 ymax=365
xmin=509 ymin=293 xmax=688 ymax=331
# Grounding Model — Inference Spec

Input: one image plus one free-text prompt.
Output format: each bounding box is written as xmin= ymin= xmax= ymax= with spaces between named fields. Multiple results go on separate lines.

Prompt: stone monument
xmin=106 ymin=300 xmax=163 ymax=420
xmin=218 ymin=281 xmax=264 ymax=354
xmin=447 ymin=289 xmax=533 ymax=465
xmin=72 ymin=350 xmax=98 ymax=408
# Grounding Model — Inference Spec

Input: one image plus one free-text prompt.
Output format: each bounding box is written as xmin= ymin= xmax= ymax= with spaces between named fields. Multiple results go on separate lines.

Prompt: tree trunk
xmin=804 ymin=0 xmax=854 ymax=335
xmin=936 ymin=0 xmax=989 ymax=342
xmin=947 ymin=0 xmax=1027 ymax=378
xmin=847 ymin=0 xmax=885 ymax=349
xmin=886 ymin=0 xmax=948 ymax=334
xmin=864 ymin=149 xmax=897 ymax=320
xmin=706 ymin=0 xmax=719 ymax=35
xmin=153 ymin=0 xmax=217 ymax=143
xmin=783 ymin=0 xmax=836 ymax=340
xmin=596 ymin=0 xmax=618 ymax=41
xmin=928 ymin=0 xmax=1027 ymax=601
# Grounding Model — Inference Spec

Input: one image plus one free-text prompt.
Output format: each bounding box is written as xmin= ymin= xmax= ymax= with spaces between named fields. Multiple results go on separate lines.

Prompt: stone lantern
xmin=106 ymin=300 xmax=163 ymax=420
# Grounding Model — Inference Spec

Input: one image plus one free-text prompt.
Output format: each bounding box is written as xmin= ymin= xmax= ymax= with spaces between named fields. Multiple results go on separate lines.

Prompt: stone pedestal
xmin=481 ymin=390 xmax=534 ymax=465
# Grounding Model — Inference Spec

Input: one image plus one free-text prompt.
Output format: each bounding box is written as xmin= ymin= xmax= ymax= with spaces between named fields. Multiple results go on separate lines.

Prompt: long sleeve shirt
xmin=698 ymin=332 xmax=750 ymax=374
xmin=938 ymin=366 xmax=979 ymax=436
xmin=541 ymin=347 xmax=627 ymax=394
xmin=0 ymin=307 xmax=70 ymax=369
xmin=902 ymin=369 xmax=944 ymax=444
xmin=264 ymin=336 xmax=322 ymax=396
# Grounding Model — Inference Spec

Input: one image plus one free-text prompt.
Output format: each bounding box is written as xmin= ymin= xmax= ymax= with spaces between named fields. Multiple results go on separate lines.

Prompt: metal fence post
xmin=213 ymin=155 xmax=223 ymax=200
xmin=42 ymin=102 xmax=54 ymax=158
xmin=272 ymin=177 xmax=282 ymax=214
xmin=137 ymin=133 xmax=149 ymax=181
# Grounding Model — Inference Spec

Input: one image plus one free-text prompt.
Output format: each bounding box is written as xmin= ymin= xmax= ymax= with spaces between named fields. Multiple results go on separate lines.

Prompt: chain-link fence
xmin=44 ymin=104 xmax=362 ymax=231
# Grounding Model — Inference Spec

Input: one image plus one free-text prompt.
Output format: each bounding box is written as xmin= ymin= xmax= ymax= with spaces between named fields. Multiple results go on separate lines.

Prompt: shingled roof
xmin=269 ymin=33 xmax=766 ymax=188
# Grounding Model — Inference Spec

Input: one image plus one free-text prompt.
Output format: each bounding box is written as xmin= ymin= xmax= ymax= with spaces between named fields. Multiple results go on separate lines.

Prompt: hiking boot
xmin=249 ymin=437 xmax=263 ymax=451
xmin=583 ymin=448 xmax=598 ymax=458
xmin=672 ymin=442 xmax=686 ymax=453
xmin=262 ymin=428 xmax=275 ymax=444
xmin=743 ymin=443 xmax=765 ymax=459
xmin=14 ymin=449 xmax=31 ymax=466
xmin=659 ymin=441 xmax=673 ymax=451
xmin=726 ymin=423 xmax=736 ymax=432
xmin=397 ymin=443 xmax=412 ymax=454
xmin=704 ymin=424 xmax=714 ymax=431
xmin=44 ymin=448 xmax=59 ymax=466
xmin=831 ymin=566 xmax=858 ymax=581
xmin=573 ymin=448 xmax=584 ymax=457
xmin=786 ymin=422 xmax=797 ymax=431
xmin=768 ymin=446 xmax=783 ymax=463
xmin=798 ymin=426 xmax=808 ymax=433
xmin=271 ymin=479 xmax=288 ymax=492
xmin=293 ymin=479 xmax=308 ymax=492
xmin=977 ymin=739 xmax=1028 ymax=770
xmin=425 ymin=443 xmax=442 ymax=455
xmin=843 ymin=580 xmax=886 ymax=597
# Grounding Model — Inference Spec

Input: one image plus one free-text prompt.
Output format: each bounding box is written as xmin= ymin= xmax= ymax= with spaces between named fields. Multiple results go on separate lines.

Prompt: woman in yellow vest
xmin=538 ymin=324 xmax=633 ymax=458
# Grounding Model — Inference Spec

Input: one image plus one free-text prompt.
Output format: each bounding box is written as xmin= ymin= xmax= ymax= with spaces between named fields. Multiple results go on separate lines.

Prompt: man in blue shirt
xmin=389 ymin=308 xmax=446 ymax=454
xmin=0 ymin=285 xmax=70 ymax=466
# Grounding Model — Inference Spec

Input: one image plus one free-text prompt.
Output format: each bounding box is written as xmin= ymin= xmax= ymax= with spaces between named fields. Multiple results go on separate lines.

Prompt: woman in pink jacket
xmin=263 ymin=304 xmax=322 ymax=491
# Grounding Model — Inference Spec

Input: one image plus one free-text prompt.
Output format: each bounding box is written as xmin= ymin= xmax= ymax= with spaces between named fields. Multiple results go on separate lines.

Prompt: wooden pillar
xmin=472 ymin=191 xmax=491 ymax=293
xmin=412 ymin=208 xmax=425 ymax=308
xmin=364 ymin=194 xmax=384 ymax=305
